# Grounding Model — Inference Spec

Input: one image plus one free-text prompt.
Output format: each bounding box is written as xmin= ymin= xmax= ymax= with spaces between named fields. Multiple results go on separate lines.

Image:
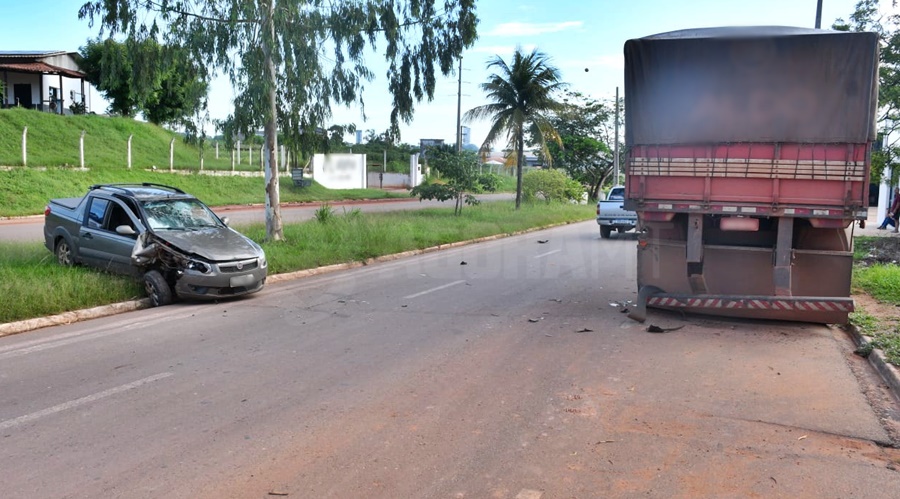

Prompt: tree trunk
xmin=262 ymin=0 xmax=283 ymax=241
xmin=590 ymin=177 xmax=602 ymax=201
xmin=515 ymin=127 xmax=524 ymax=210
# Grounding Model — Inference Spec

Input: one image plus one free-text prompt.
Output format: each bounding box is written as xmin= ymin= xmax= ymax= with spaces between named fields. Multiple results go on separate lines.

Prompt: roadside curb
xmin=844 ymin=324 xmax=900 ymax=401
xmin=0 ymin=299 xmax=150 ymax=338
xmin=0 ymin=219 xmax=585 ymax=338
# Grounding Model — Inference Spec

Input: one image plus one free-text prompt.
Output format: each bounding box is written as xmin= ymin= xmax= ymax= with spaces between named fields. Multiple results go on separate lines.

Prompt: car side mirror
xmin=221 ymin=216 xmax=230 ymax=227
xmin=116 ymin=225 xmax=137 ymax=236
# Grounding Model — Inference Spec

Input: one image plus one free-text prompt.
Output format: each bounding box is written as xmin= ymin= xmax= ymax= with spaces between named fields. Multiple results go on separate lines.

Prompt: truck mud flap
xmin=635 ymin=293 xmax=854 ymax=325
xmin=627 ymin=285 xmax=664 ymax=323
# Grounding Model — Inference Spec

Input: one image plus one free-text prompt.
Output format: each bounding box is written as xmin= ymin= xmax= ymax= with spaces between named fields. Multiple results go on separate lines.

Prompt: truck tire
xmin=144 ymin=270 xmax=174 ymax=307
xmin=600 ymin=225 xmax=612 ymax=239
xmin=55 ymin=239 xmax=74 ymax=266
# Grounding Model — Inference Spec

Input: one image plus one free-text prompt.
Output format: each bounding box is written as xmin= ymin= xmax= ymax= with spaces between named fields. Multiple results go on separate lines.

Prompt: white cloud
xmin=485 ymin=21 xmax=583 ymax=37
xmin=573 ymin=54 xmax=625 ymax=71
xmin=469 ymin=44 xmax=538 ymax=56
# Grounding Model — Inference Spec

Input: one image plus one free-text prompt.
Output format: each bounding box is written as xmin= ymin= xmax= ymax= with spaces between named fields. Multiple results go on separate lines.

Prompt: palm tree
xmin=465 ymin=48 xmax=566 ymax=209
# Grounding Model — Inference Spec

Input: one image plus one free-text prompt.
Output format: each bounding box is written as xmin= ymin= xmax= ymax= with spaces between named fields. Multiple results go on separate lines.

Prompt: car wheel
xmin=144 ymin=270 xmax=174 ymax=307
xmin=600 ymin=225 xmax=612 ymax=239
xmin=56 ymin=239 xmax=73 ymax=266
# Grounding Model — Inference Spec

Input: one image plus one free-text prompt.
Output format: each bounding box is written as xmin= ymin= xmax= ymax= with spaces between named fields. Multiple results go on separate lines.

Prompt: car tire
xmin=600 ymin=225 xmax=612 ymax=239
xmin=144 ymin=270 xmax=174 ymax=307
xmin=56 ymin=239 xmax=73 ymax=266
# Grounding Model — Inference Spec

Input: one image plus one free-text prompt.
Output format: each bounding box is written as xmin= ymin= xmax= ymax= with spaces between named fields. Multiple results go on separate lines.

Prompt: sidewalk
xmin=855 ymin=207 xmax=900 ymax=238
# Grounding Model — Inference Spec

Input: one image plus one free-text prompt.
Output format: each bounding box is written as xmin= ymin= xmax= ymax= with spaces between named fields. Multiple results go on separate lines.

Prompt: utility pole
xmin=815 ymin=0 xmax=823 ymax=29
xmin=614 ymin=86 xmax=620 ymax=185
xmin=456 ymin=57 xmax=463 ymax=152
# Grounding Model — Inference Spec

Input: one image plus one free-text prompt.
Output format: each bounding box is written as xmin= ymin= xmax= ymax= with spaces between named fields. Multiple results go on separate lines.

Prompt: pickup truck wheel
xmin=55 ymin=239 xmax=73 ymax=266
xmin=600 ymin=225 xmax=612 ymax=239
xmin=144 ymin=270 xmax=173 ymax=307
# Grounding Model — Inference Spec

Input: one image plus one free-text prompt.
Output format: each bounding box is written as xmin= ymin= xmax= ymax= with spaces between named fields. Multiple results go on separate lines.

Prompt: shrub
xmin=522 ymin=169 xmax=584 ymax=203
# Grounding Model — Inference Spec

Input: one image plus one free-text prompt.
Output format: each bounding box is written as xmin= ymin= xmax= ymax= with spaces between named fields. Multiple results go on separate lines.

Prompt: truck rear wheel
xmin=55 ymin=239 xmax=73 ymax=267
xmin=144 ymin=270 xmax=174 ymax=307
xmin=600 ymin=225 xmax=612 ymax=239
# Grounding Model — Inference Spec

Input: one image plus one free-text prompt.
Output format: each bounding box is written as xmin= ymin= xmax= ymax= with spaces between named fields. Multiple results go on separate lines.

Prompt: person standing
xmin=877 ymin=186 xmax=900 ymax=231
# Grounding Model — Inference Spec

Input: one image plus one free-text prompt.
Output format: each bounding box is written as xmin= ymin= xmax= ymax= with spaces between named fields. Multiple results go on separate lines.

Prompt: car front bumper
xmin=173 ymin=259 xmax=268 ymax=300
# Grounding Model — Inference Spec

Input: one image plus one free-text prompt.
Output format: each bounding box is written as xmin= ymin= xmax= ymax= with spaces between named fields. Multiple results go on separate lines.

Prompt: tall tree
xmin=79 ymin=1 xmax=478 ymax=241
xmin=79 ymin=38 xmax=208 ymax=122
xmin=142 ymin=46 xmax=209 ymax=126
xmin=464 ymin=48 xmax=565 ymax=209
xmin=78 ymin=39 xmax=141 ymax=117
xmin=543 ymin=91 xmax=623 ymax=201
xmin=834 ymin=0 xmax=900 ymax=185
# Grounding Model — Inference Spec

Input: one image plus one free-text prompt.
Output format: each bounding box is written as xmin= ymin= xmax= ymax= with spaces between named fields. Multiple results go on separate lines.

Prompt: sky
xmin=0 ymin=0 xmax=878 ymax=148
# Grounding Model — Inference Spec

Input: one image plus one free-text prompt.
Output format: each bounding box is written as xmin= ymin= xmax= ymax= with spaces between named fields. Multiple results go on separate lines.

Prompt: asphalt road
xmin=1 ymin=221 xmax=899 ymax=498
xmin=0 ymin=193 xmax=515 ymax=243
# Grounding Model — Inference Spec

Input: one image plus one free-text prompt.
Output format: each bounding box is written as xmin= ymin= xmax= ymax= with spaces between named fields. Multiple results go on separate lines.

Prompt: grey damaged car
xmin=44 ymin=183 xmax=267 ymax=306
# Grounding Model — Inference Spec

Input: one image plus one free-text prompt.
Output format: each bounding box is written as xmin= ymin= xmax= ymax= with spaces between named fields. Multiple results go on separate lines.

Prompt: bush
xmin=522 ymin=169 xmax=584 ymax=203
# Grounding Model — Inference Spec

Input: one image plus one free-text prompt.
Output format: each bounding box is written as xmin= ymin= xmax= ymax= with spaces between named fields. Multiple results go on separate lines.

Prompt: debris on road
xmin=798 ymin=435 xmax=808 ymax=441
xmin=646 ymin=325 xmax=684 ymax=333
xmin=575 ymin=328 xmax=594 ymax=333
xmin=550 ymin=298 xmax=563 ymax=303
xmin=595 ymin=440 xmax=617 ymax=444
xmin=528 ymin=317 xmax=544 ymax=323
xmin=537 ymin=239 xmax=549 ymax=244
xmin=460 ymin=261 xmax=468 ymax=265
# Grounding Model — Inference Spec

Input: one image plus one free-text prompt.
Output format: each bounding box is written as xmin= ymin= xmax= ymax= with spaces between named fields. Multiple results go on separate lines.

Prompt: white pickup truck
xmin=596 ymin=186 xmax=638 ymax=238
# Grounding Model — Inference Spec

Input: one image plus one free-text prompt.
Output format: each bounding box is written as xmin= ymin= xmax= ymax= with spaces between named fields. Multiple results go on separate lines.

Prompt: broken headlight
xmin=186 ymin=260 xmax=211 ymax=274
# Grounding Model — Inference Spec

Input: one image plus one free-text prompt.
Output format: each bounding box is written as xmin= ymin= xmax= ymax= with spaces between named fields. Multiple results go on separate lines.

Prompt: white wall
xmin=312 ymin=154 xmax=367 ymax=189
xmin=410 ymin=153 xmax=423 ymax=187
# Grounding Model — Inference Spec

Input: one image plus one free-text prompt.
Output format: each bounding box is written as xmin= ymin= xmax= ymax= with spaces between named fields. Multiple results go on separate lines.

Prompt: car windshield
xmin=141 ymin=199 xmax=221 ymax=231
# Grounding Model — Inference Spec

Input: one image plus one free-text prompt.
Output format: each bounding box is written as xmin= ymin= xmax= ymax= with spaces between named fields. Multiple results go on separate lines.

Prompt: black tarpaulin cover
xmin=624 ymin=27 xmax=879 ymax=145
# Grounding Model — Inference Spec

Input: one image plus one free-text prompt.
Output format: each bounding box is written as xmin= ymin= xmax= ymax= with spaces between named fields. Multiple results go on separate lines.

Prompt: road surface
xmin=1 ymin=221 xmax=898 ymax=498
xmin=0 ymin=193 xmax=514 ymax=243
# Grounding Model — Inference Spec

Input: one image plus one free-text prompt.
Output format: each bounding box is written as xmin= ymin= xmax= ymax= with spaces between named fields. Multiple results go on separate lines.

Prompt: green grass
xmin=493 ymin=173 xmax=517 ymax=192
xmin=853 ymin=265 xmax=900 ymax=305
xmin=851 ymin=236 xmax=900 ymax=365
xmin=0 ymin=241 xmax=144 ymax=323
xmin=0 ymin=201 xmax=593 ymax=324
xmin=0 ymin=167 xmax=404 ymax=217
xmin=849 ymin=311 xmax=900 ymax=366
xmin=0 ymin=107 xmax=241 ymax=170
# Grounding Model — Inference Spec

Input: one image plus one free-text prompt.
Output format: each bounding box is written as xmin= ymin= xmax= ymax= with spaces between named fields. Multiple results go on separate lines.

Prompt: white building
xmin=0 ymin=51 xmax=93 ymax=114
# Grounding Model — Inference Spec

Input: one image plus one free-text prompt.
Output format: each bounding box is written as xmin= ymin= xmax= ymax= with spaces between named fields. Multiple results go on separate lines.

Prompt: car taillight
xmin=44 ymin=205 xmax=51 ymax=216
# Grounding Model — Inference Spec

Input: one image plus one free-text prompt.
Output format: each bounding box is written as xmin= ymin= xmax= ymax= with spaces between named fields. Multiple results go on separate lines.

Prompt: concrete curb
xmin=844 ymin=324 xmax=900 ymax=401
xmin=0 ymin=219 xmax=583 ymax=338
xmin=0 ymin=299 xmax=150 ymax=339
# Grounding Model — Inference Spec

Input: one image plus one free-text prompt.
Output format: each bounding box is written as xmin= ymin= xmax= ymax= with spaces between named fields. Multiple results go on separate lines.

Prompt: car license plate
xmin=230 ymin=274 xmax=257 ymax=287
xmin=613 ymin=220 xmax=632 ymax=225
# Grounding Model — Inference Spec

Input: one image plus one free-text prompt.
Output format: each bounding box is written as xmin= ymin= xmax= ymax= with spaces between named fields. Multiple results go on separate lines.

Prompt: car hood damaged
xmin=152 ymin=228 xmax=263 ymax=261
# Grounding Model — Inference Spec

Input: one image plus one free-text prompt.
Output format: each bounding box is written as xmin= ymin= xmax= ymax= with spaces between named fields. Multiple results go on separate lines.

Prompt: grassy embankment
xmin=850 ymin=236 xmax=900 ymax=365
xmin=0 ymin=108 xmax=408 ymax=217
xmin=0 ymin=202 xmax=594 ymax=324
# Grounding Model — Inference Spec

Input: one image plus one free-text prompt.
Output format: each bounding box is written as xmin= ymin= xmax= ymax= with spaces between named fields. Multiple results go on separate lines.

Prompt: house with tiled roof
xmin=0 ymin=51 xmax=93 ymax=114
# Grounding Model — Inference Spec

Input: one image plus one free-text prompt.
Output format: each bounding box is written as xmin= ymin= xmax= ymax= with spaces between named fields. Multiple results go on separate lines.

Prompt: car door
xmin=78 ymin=197 xmax=142 ymax=275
